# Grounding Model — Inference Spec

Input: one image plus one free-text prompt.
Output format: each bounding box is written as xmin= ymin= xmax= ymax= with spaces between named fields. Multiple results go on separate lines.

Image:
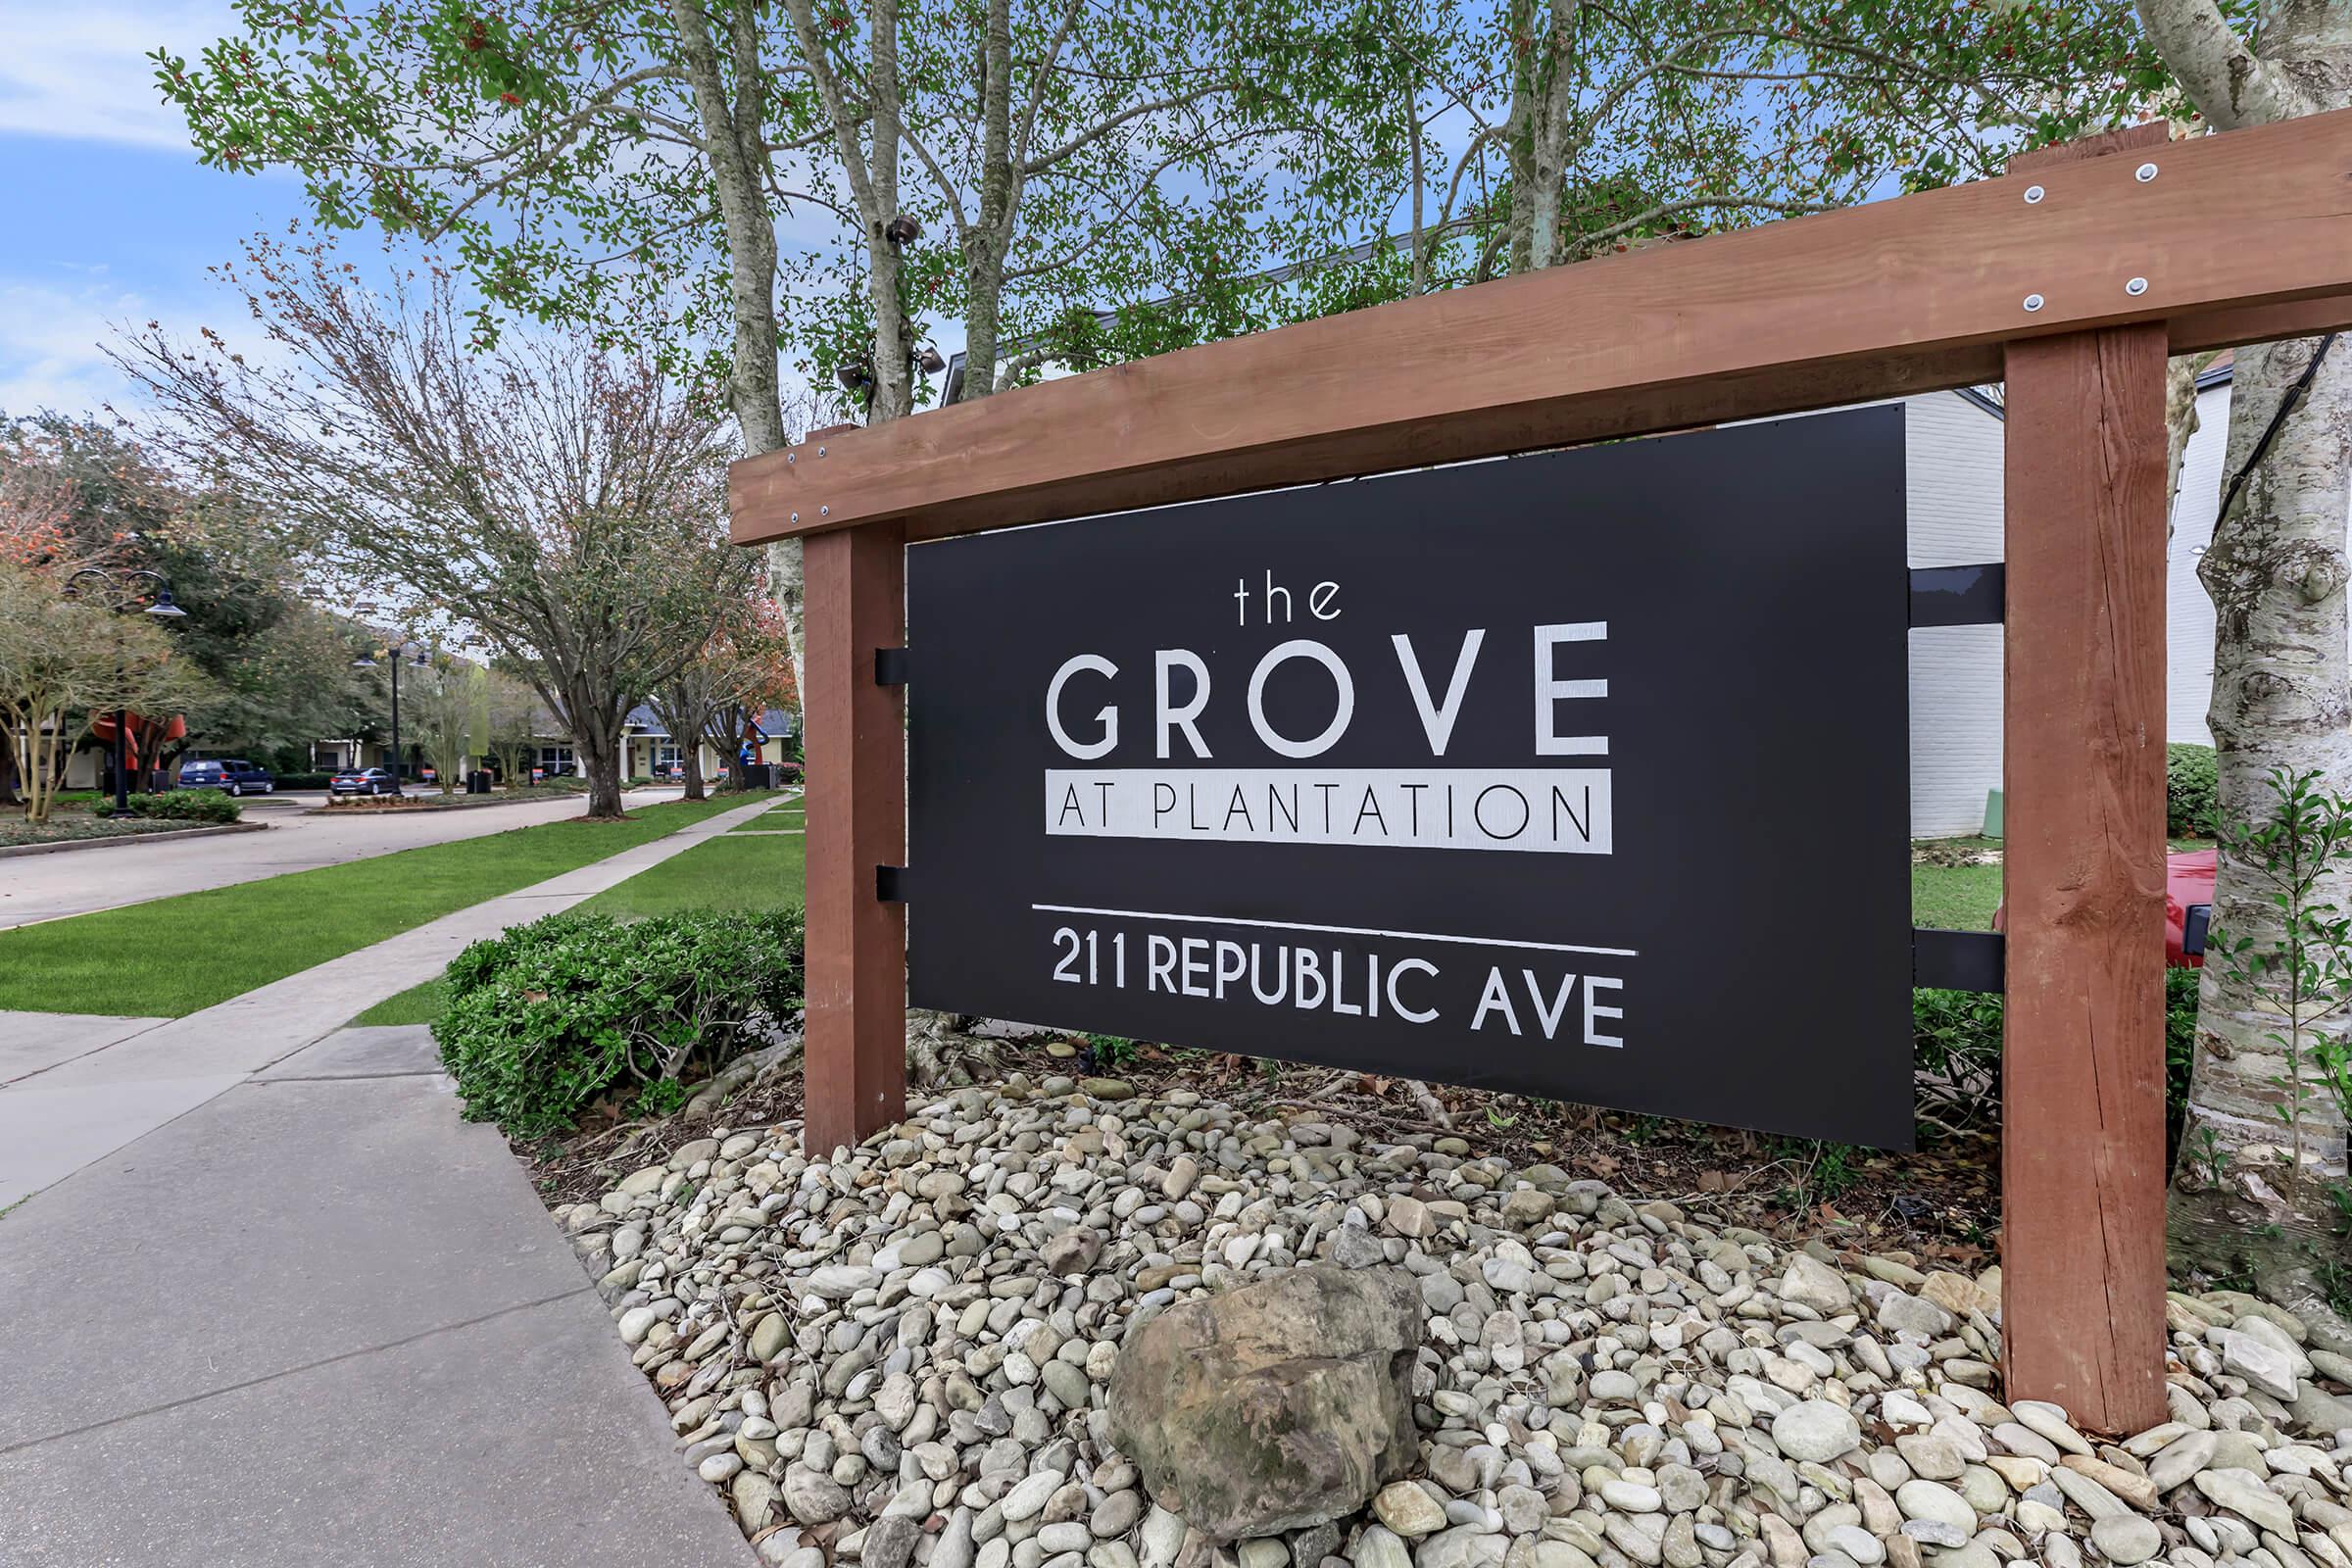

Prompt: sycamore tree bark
xmin=2140 ymin=0 xmax=2352 ymax=1352
xmin=667 ymin=0 xmax=810 ymax=712
xmin=2166 ymin=354 xmax=2204 ymax=532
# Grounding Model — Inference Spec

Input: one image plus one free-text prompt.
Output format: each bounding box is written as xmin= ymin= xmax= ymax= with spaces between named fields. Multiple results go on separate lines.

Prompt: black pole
xmin=389 ymin=653 xmax=404 ymax=796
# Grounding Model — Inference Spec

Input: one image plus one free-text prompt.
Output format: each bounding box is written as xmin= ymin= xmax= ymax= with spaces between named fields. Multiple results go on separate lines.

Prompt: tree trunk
xmin=564 ymin=689 xmax=631 ymax=819
xmin=671 ymin=0 xmax=787 ymax=453
xmin=582 ymin=738 xmax=627 ymax=819
xmin=681 ymin=746 xmax=707 ymax=801
xmin=956 ymin=0 xmax=1016 ymax=401
xmin=2142 ymin=0 xmax=2352 ymax=1354
xmin=2172 ymin=329 xmax=2352 ymax=1348
xmin=2165 ymin=355 xmax=2204 ymax=534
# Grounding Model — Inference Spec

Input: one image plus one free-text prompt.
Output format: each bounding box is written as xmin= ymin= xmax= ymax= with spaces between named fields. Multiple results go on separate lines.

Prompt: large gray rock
xmin=1107 ymin=1263 xmax=1421 ymax=1540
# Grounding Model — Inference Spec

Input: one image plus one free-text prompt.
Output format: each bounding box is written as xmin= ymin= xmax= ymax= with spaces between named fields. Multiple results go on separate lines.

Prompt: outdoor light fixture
xmin=885 ymin=214 xmax=921 ymax=245
xmin=918 ymin=346 xmax=947 ymax=375
xmin=63 ymin=564 xmax=189 ymax=810
xmin=353 ymin=637 xmax=432 ymax=795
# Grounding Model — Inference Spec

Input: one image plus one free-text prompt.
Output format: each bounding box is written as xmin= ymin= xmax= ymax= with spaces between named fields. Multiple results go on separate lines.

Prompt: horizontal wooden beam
xmin=731 ymin=109 xmax=2352 ymax=546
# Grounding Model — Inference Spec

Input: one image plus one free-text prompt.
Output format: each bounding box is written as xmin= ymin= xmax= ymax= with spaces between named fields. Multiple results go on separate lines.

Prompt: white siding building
xmin=1902 ymin=389 xmax=2010 ymax=839
xmin=1895 ymin=362 xmax=2328 ymax=837
xmin=2166 ymin=368 xmax=2240 ymax=750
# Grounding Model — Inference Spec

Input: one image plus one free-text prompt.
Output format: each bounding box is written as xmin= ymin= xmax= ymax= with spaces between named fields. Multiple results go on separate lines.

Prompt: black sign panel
xmin=907 ymin=407 xmax=1913 ymax=1148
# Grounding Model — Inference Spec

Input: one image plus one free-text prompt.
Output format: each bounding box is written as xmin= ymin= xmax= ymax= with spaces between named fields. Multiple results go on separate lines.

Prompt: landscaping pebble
xmin=553 ymin=1076 xmax=2352 ymax=1568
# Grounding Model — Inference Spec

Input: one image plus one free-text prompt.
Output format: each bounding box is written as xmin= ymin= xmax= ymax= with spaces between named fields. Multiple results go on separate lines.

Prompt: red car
xmin=1993 ymin=848 xmax=2214 ymax=966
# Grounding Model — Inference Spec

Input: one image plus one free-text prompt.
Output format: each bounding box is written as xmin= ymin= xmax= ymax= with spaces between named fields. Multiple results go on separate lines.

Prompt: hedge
xmin=96 ymin=792 xmax=243 ymax=824
xmin=433 ymin=908 xmax=805 ymax=1139
xmin=2168 ymin=744 xmax=2219 ymax=838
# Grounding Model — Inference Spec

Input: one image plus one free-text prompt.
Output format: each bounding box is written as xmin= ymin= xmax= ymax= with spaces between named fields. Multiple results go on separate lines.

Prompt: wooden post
xmin=801 ymin=515 xmax=907 ymax=1157
xmin=2000 ymin=317 xmax=2171 ymax=1433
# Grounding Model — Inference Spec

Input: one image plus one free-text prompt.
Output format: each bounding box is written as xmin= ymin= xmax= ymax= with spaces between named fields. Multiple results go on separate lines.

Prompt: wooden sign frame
xmin=731 ymin=114 xmax=2352 ymax=1434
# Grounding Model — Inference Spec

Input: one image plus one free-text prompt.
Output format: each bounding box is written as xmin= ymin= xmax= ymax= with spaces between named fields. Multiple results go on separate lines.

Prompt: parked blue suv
xmin=176 ymin=758 xmax=274 ymax=797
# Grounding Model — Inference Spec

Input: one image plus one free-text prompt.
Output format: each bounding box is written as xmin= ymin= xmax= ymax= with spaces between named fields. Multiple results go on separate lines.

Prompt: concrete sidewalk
xmin=0 ymin=1025 xmax=758 ymax=1567
xmin=0 ymin=792 xmax=779 ymax=1209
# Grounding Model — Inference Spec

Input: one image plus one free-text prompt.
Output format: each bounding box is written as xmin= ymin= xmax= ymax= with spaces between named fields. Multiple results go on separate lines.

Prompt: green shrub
xmin=96 ymin=792 xmax=242 ymax=824
xmin=2168 ymin=743 xmax=2219 ymax=838
xmin=432 ymin=907 xmax=805 ymax=1139
xmin=2165 ymin=966 xmax=2200 ymax=1157
xmin=1914 ymin=968 xmax=2202 ymax=1157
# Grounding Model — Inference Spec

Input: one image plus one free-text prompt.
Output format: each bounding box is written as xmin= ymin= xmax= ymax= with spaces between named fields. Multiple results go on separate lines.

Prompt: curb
xmin=0 ymin=821 xmax=270 ymax=859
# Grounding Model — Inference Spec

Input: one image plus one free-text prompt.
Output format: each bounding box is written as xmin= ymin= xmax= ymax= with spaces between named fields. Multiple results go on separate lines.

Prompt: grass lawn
xmin=1912 ymin=859 xmax=2002 ymax=930
xmin=0 ymin=793 xmax=769 ymax=1017
xmin=727 ymin=793 xmax=804 ymax=832
xmin=1908 ymin=837 xmax=2205 ymax=933
xmin=355 ymin=821 xmax=808 ymax=1028
xmin=576 ymin=831 xmax=807 ymax=918
xmin=355 ymin=977 xmax=454 ymax=1027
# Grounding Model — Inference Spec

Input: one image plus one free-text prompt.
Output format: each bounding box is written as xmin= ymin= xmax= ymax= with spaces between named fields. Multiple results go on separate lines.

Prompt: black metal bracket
xmin=2182 ymin=904 xmax=2211 ymax=959
xmin=1912 ymin=928 xmax=2004 ymax=993
xmin=875 ymin=647 xmax=909 ymax=686
xmin=876 ymin=864 xmax=909 ymax=904
xmin=1908 ymin=564 xmax=2005 ymax=628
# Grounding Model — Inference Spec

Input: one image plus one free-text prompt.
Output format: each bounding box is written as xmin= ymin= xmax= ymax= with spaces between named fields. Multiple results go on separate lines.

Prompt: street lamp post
xmin=354 ymin=639 xmax=431 ymax=796
xmin=65 ymin=567 xmax=187 ymax=811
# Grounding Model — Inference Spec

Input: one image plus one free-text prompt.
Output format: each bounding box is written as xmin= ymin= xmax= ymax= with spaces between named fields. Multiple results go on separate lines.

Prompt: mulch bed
xmin=0 ymin=812 xmax=238 ymax=848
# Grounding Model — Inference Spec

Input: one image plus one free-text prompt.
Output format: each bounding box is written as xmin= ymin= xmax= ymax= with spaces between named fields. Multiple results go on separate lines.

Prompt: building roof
xmin=618 ymin=705 xmax=797 ymax=740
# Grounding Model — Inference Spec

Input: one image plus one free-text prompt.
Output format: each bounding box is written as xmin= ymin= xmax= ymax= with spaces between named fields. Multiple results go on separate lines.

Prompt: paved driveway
xmin=0 ymin=786 xmax=686 ymax=930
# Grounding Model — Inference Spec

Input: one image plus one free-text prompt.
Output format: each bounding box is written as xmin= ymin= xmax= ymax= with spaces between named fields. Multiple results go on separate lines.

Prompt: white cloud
xmin=0 ymin=278 xmax=155 ymax=416
xmin=0 ymin=5 xmax=234 ymax=151
xmin=0 ymin=275 xmax=278 ymax=420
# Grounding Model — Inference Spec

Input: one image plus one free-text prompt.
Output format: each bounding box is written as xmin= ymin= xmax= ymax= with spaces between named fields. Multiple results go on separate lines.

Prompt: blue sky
xmin=0 ymin=4 xmax=317 ymax=416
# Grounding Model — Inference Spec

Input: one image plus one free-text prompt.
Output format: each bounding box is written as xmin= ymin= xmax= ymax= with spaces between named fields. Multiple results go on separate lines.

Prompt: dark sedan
xmin=329 ymin=767 xmax=398 ymax=796
xmin=176 ymin=759 xmax=274 ymax=797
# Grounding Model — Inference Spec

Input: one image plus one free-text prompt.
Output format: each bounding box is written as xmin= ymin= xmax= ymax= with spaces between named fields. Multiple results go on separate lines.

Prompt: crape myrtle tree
xmin=410 ymin=654 xmax=491 ymax=789
xmin=0 ymin=564 xmax=203 ymax=822
xmin=649 ymin=590 xmax=795 ymax=800
xmin=485 ymin=665 xmax=544 ymax=785
xmin=2137 ymin=0 xmax=2352 ymax=1352
xmin=704 ymin=597 xmax=798 ymax=793
xmin=155 ymin=0 xmax=1419 ymax=692
xmin=114 ymin=239 xmax=743 ymax=820
xmin=1 ymin=415 xmax=379 ymax=785
xmin=0 ymin=426 xmax=101 ymax=808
